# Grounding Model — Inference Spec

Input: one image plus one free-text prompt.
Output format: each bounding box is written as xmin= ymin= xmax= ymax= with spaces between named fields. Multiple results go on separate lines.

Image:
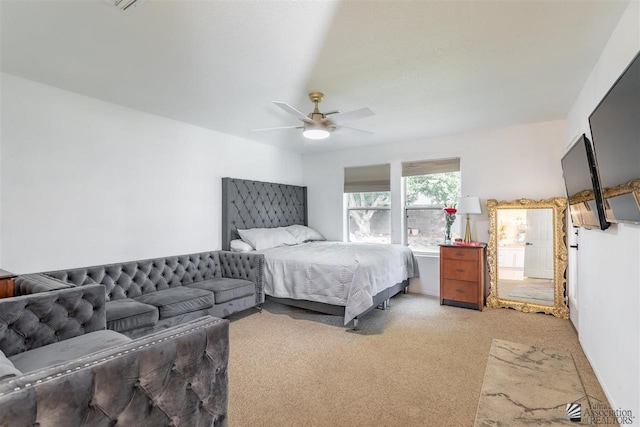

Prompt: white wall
xmin=302 ymin=120 xmax=567 ymax=295
xmin=0 ymin=74 xmax=303 ymax=273
xmin=565 ymin=0 xmax=639 ymax=417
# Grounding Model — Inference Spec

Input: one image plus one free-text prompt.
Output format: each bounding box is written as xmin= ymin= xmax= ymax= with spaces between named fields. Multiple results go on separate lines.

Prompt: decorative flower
xmin=444 ymin=207 xmax=457 ymax=215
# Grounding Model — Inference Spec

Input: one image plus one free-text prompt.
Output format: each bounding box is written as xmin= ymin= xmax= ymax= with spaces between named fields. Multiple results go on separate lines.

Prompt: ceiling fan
xmin=252 ymin=92 xmax=374 ymax=140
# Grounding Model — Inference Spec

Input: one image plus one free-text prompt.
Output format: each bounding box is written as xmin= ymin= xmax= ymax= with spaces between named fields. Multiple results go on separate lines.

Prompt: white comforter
xmin=258 ymin=242 xmax=416 ymax=324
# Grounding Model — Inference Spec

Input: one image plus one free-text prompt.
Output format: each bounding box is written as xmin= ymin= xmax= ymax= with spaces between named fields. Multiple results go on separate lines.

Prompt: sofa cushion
xmin=0 ymin=349 xmax=21 ymax=380
xmin=187 ymin=278 xmax=255 ymax=304
xmin=133 ymin=287 xmax=213 ymax=320
xmin=106 ymin=299 xmax=159 ymax=333
xmin=9 ymin=330 xmax=131 ymax=373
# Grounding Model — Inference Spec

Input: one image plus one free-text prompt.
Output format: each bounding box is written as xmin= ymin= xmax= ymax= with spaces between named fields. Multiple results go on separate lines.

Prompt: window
xmin=403 ymin=158 xmax=461 ymax=253
xmin=344 ymin=164 xmax=391 ymax=244
xmin=347 ymin=192 xmax=391 ymax=243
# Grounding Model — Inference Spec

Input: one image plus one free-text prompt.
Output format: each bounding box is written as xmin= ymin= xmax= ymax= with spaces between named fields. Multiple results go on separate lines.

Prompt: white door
xmin=523 ymin=209 xmax=554 ymax=279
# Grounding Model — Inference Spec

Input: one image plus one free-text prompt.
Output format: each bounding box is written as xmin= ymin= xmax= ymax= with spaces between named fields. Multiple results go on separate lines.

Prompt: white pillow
xmin=285 ymin=224 xmax=325 ymax=243
xmin=230 ymin=239 xmax=254 ymax=253
xmin=237 ymin=227 xmax=298 ymax=250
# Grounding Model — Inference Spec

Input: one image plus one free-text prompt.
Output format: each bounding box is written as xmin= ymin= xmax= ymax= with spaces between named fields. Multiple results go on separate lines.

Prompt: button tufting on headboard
xmin=221 ymin=177 xmax=307 ymax=250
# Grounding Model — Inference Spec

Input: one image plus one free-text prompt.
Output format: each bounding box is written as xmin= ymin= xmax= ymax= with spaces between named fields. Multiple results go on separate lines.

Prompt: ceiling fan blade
xmin=326 ymin=107 xmax=374 ymax=125
xmin=334 ymin=126 xmax=373 ymax=137
xmin=273 ymin=101 xmax=315 ymax=124
xmin=251 ymin=125 xmax=303 ymax=132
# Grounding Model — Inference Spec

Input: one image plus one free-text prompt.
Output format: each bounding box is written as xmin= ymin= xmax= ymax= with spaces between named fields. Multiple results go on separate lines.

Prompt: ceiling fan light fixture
xmin=302 ymin=124 xmax=330 ymax=140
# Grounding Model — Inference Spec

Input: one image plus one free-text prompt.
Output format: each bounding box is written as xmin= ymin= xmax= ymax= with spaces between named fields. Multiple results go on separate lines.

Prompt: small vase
xmin=444 ymin=227 xmax=452 ymax=244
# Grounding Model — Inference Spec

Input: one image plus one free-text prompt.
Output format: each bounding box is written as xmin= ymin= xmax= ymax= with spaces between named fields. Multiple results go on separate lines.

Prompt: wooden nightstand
xmin=440 ymin=244 xmax=486 ymax=311
xmin=0 ymin=269 xmax=17 ymax=299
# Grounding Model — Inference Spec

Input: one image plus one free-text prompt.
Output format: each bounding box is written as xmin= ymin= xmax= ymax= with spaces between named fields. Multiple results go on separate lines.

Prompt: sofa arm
xmin=218 ymin=251 xmax=264 ymax=305
xmin=14 ymin=273 xmax=73 ymax=295
xmin=0 ymin=284 xmax=106 ymax=357
xmin=0 ymin=316 xmax=229 ymax=427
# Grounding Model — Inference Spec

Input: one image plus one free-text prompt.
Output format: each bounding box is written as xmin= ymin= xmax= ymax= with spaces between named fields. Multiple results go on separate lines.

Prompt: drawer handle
xmin=455 ymin=252 xmax=465 ymax=257
xmin=455 ymin=268 xmax=465 ymax=273
xmin=455 ymin=289 xmax=465 ymax=293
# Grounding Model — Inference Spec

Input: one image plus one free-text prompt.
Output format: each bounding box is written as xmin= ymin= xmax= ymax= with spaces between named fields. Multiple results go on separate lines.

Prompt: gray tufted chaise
xmin=15 ymin=251 xmax=263 ymax=338
xmin=0 ymin=285 xmax=229 ymax=426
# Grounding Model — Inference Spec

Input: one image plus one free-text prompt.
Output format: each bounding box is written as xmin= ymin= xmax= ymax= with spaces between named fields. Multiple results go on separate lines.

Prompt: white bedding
xmin=258 ymin=241 xmax=416 ymax=324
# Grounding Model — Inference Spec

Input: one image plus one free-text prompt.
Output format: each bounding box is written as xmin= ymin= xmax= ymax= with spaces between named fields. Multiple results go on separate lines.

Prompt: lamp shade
xmin=457 ymin=196 xmax=481 ymax=215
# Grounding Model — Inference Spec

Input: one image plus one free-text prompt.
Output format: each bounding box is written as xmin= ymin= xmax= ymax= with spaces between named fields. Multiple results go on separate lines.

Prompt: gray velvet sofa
xmin=15 ymin=250 xmax=263 ymax=338
xmin=0 ymin=285 xmax=229 ymax=427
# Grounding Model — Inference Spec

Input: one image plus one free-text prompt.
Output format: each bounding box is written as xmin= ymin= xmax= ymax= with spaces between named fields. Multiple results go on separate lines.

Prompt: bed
xmin=221 ymin=177 xmax=416 ymax=327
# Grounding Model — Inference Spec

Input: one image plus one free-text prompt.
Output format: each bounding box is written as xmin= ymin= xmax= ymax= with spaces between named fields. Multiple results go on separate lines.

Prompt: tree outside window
xmin=347 ymin=192 xmax=390 ymax=243
xmin=405 ymin=171 xmax=461 ymax=252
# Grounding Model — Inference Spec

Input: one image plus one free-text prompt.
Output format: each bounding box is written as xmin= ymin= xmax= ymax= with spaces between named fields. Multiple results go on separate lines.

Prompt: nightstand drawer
xmin=441 ymin=247 xmax=479 ymax=262
xmin=442 ymin=260 xmax=478 ymax=281
xmin=442 ymin=279 xmax=478 ymax=303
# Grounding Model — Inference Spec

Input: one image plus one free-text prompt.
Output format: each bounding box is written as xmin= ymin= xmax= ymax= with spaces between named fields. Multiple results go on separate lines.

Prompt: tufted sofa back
xmin=0 ymin=316 xmax=229 ymax=427
xmin=44 ymin=252 xmax=222 ymax=302
xmin=0 ymin=285 xmax=106 ymax=358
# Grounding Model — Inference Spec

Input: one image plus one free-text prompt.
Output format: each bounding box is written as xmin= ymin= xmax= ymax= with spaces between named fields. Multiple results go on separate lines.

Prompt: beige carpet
xmin=226 ymin=294 xmax=610 ymax=427
xmin=475 ymin=339 xmax=586 ymax=426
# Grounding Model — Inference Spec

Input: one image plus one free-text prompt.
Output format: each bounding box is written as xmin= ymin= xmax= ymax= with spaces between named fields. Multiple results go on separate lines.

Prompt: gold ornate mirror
xmin=486 ymin=197 xmax=569 ymax=319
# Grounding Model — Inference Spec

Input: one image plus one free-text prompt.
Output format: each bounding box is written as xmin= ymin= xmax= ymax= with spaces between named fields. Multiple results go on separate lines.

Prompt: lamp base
xmin=464 ymin=214 xmax=472 ymax=243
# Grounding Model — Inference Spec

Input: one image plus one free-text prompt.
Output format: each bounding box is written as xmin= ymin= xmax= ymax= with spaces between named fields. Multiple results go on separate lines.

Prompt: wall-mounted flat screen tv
xmin=561 ymin=134 xmax=609 ymax=230
xmin=589 ymin=51 xmax=640 ymax=225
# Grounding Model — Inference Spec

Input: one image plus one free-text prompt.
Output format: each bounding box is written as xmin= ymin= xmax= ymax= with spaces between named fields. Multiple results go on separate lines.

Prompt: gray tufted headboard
xmin=221 ymin=177 xmax=307 ymax=250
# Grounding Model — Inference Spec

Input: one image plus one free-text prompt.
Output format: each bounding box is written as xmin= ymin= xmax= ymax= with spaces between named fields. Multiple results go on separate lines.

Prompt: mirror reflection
xmin=496 ymin=208 xmax=554 ymax=305
xmin=486 ymin=197 xmax=569 ymax=319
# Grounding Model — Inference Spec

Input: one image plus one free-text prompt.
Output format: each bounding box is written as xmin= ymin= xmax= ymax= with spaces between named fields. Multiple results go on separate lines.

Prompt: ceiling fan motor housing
xmin=309 ymin=112 xmax=326 ymax=122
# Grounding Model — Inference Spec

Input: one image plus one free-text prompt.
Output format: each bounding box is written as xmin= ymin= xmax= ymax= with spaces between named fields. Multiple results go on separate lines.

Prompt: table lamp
xmin=457 ymin=196 xmax=481 ymax=243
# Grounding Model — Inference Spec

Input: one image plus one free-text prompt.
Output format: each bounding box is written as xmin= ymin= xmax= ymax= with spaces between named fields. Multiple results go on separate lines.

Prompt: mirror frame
xmin=603 ymin=178 xmax=640 ymax=210
xmin=486 ymin=197 xmax=569 ymax=319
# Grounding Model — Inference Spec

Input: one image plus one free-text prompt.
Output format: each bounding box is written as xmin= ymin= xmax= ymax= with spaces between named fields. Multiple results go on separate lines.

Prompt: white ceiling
xmin=0 ymin=0 xmax=630 ymax=153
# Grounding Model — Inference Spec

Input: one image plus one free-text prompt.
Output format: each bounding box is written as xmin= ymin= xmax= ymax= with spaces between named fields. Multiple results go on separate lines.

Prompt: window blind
xmin=344 ymin=164 xmax=390 ymax=193
xmin=401 ymin=158 xmax=460 ymax=177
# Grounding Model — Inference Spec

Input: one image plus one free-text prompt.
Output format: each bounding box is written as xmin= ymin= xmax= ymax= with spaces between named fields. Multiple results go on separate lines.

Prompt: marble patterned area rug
xmin=475 ymin=339 xmax=588 ymax=426
xmin=508 ymin=284 xmax=554 ymax=303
